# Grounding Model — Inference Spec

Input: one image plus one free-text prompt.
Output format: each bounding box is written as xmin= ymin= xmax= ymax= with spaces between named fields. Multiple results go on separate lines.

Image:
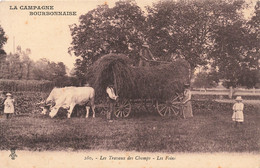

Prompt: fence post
xmin=229 ymin=86 xmax=233 ymax=99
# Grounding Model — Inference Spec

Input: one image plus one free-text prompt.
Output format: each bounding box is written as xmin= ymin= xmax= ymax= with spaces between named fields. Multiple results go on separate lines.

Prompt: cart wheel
xmin=114 ymin=99 xmax=131 ymax=118
xmin=156 ymin=96 xmax=181 ymax=117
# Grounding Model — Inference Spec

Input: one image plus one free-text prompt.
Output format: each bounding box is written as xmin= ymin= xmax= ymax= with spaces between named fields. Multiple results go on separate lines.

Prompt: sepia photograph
xmin=0 ymin=0 xmax=259 ymax=167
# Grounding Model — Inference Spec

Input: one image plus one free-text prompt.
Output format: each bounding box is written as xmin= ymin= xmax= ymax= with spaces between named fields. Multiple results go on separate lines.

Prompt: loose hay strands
xmin=86 ymin=54 xmax=190 ymax=101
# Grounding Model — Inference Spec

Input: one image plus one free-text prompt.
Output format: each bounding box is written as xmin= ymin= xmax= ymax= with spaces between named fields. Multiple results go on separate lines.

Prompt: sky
xmin=0 ymin=0 xmax=155 ymax=70
xmin=0 ymin=0 xmax=257 ymax=70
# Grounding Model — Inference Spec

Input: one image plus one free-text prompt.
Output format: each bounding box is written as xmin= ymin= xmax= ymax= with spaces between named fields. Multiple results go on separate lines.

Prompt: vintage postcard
xmin=0 ymin=0 xmax=259 ymax=167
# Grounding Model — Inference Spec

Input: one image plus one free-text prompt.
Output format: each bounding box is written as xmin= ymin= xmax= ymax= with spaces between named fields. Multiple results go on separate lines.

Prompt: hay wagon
xmin=87 ymin=54 xmax=190 ymax=118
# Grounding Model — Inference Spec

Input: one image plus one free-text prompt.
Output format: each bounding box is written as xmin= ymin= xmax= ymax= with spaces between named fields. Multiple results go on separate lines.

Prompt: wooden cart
xmin=97 ymin=59 xmax=187 ymax=118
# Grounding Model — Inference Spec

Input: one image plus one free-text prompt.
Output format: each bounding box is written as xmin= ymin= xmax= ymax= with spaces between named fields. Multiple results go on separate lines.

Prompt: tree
xmin=69 ymin=0 xmax=258 ymax=88
xmin=0 ymin=25 xmax=7 ymax=70
xmin=146 ymin=0 xmax=215 ymax=70
xmin=69 ymin=0 xmax=146 ymax=78
xmin=239 ymin=1 xmax=260 ymax=88
xmin=248 ymin=1 xmax=260 ymax=39
xmin=48 ymin=62 xmax=67 ymax=86
xmin=1 ymin=53 xmax=23 ymax=79
xmin=192 ymin=71 xmax=218 ymax=88
xmin=0 ymin=25 xmax=7 ymax=56
xmin=16 ymin=46 xmax=34 ymax=79
xmin=237 ymin=69 xmax=259 ymax=88
xmin=32 ymin=58 xmax=69 ymax=86
xmin=21 ymin=54 xmax=33 ymax=79
xmin=0 ymin=46 xmax=35 ymax=80
xmin=71 ymin=58 xmax=89 ymax=85
xmin=32 ymin=58 xmax=52 ymax=80
xmin=209 ymin=0 xmax=259 ymax=88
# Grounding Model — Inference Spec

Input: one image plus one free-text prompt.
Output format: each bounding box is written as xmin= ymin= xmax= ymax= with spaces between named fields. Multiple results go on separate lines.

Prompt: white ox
xmin=42 ymin=87 xmax=96 ymax=118
xmin=41 ymin=87 xmax=71 ymax=115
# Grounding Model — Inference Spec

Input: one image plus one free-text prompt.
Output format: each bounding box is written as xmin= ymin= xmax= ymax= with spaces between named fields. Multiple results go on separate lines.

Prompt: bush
xmin=192 ymin=99 xmax=259 ymax=116
xmin=0 ymin=79 xmax=54 ymax=92
xmin=0 ymin=92 xmax=50 ymax=115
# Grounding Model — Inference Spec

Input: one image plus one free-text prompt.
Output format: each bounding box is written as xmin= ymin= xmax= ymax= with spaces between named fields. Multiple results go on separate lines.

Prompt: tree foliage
xmin=192 ymin=71 xmax=219 ymax=88
xmin=0 ymin=46 xmax=73 ymax=87
xmin=146 ymin=0 xmax=215 ymax=69
xmin=208 ymin=0 xmax=259 ymax=88
xmin=0 ymin=25 xmax=7 ymax=63
xmin=0 ymin=46 xmax=35 ymax=80
xmin=32 ymin=58 xmax=69 ymax=86
xmin=69 ymin=0 xmax=259 ymax=88
xmin=0 ymin=25 xmax=7 ymax=55
xmin=69 ymin=0 xmax=146 ymax=66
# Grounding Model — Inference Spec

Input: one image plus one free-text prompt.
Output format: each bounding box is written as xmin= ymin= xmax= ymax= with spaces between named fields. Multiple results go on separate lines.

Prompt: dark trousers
xmin=107 ymin=98 xmax=115 ymax=120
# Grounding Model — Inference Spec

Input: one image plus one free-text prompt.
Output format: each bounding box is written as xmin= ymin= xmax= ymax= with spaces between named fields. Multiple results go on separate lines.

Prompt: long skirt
xmin=182 ymin=101 xmax=193 ymax=118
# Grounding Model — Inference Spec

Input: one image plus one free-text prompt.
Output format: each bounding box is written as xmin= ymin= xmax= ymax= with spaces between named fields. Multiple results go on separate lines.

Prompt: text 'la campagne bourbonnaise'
xmin=9 ymin=5 xmax=77 ymax=16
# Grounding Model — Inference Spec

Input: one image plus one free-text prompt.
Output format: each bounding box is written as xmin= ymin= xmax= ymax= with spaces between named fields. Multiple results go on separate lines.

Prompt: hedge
xmin=0 ymin=79 xmax=54 ymax=92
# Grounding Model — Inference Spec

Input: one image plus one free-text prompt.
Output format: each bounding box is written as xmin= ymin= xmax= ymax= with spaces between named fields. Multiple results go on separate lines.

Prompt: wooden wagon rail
xmin=192 ymin=88 xmax=260 ymax=97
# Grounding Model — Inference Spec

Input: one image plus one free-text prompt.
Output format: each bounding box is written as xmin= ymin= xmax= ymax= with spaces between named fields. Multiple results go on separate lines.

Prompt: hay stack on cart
xmin=87 ymin=54 xmax=190 ymax=117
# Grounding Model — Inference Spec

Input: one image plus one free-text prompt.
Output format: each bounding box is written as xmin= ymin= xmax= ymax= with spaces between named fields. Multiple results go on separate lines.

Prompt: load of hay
xmin=86 ymin=54 xmax=190 ymax=101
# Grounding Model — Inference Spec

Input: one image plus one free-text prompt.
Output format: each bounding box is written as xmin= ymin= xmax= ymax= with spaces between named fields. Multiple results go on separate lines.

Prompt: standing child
xmin=232 ymin=96 xmax=244 ymax=127
xmin=4 ymin=93 xmax=15 ymax=119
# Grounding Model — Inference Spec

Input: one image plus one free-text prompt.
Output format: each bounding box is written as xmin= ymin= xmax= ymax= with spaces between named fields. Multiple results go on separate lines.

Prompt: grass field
xmin=0 ymin=101 xmax=259 ymax=153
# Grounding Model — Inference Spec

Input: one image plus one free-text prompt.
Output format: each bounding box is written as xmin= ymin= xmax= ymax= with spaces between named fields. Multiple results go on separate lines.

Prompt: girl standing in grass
xmin=232 ymin=96 xmax=244 ymax=127
xmin=4 ymin=93 xmax=15 ymax=119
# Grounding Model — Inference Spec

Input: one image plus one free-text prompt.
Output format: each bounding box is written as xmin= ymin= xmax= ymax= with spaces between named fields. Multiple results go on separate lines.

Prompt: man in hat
xmin=232 ymin=96 xmax=244 ymax=127
xmin=106 ymin=85 xmax=118 ymax=122
xmin=139 ymin=42 xmax=155 ymax=67
xmin=4 ymin=93 xmax=15 ymax=119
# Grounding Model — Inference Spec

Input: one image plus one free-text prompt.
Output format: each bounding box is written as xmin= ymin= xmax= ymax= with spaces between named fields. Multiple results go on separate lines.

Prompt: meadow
xmin=0 ymin=98 xmax=259 ymax=153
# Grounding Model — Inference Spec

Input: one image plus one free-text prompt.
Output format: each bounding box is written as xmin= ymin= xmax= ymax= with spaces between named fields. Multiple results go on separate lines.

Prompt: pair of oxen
xmin=40 ymin=87 xmax=96 ymax=118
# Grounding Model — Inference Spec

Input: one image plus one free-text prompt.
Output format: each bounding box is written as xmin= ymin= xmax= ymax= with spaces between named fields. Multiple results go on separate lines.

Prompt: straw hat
xmin=235 ymin=96 xmax=242 ymax=101
xmin=6 ymin=93 xmax=12 ymax=96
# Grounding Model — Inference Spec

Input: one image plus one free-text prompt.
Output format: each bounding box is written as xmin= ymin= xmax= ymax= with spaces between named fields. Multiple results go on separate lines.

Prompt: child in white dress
xmin=232 ymin=96 xmax=244 ymax=127
xmin=4 ymin=93 xmax=15 ymax=119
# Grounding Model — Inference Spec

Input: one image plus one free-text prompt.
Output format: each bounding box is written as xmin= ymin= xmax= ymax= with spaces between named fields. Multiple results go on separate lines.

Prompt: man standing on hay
xmin=106 ymin=84 xmax=118 ymax=122
xmin=182 ymin=84 xmax=193 ymax=118
xmin=139 ymin=42 xmax=155 ymax=67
